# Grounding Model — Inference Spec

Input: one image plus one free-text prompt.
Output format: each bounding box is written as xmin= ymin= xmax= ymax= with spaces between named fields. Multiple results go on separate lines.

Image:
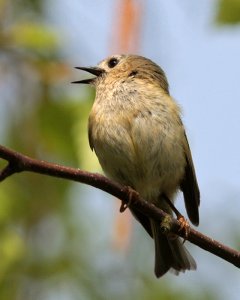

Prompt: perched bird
xmin=73 ymin=54 xmax=200 ymax=277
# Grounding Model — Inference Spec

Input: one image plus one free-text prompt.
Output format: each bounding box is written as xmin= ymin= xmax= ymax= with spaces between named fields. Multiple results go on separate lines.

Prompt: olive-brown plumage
xmin=74 ymin=54 xmax=200 ymax=277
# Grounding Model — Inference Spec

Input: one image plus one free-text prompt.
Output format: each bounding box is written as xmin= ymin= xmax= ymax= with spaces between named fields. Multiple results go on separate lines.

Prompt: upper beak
xmin=72 ymin=66 xmax=104 ymax=84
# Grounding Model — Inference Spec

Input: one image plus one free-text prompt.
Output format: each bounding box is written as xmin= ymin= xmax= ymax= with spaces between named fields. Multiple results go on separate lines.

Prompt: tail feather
xmin=151 ymin=220 xmax=196 ymax=278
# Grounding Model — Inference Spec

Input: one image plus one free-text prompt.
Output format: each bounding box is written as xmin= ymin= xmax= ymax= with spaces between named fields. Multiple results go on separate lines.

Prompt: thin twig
xmin=0 ymin=144 xmax=240 ymax=268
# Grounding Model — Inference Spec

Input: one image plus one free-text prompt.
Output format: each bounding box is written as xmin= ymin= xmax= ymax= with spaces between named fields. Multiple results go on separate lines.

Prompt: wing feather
xmin=88 ymin=117 xmax=94 ymax=151
xmin=180 ymin=131 xmax=200 ymax=225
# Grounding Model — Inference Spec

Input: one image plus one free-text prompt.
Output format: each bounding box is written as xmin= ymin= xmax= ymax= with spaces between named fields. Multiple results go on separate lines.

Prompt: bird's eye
xmin=107 ymin=58 xmax=119 ymax=68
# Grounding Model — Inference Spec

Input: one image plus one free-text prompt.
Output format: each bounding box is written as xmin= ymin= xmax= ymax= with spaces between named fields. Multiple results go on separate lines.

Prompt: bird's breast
xmin=89 ymin=93 xmax=186 ymax=198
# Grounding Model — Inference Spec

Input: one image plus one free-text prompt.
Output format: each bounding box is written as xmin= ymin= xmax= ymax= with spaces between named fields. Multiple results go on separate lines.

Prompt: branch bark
xmin=0 ymin=144 xmax=240 ymax=268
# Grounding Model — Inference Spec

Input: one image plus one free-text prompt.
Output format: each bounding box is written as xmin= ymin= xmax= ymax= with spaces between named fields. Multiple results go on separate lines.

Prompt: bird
xmin=72 ymin=54 xmax=200 ymax=277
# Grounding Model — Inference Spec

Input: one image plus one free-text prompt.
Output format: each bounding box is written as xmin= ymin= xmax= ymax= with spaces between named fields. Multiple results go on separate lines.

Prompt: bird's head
xmin=72 ymin=54 xmax=169 ymax=94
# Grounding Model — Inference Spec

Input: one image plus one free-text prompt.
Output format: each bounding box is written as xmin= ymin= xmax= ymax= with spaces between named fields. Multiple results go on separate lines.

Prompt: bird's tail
xmin=151 ymin=220 xmax=196 ymax=278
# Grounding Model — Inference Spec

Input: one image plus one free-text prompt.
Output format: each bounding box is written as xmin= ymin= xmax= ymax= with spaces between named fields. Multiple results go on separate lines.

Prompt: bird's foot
xmin=119 ymin=186 xmax=139 ymax=213
xmin=162 ymin=194 xmax=190 ymax=241
xmin=177 ymin=215 xmax=190 ymax=242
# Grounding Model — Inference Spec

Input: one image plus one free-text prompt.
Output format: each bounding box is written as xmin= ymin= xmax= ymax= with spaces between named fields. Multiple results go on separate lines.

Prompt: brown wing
xmin=88 ymin=116 xmax=94 ymax=151
xmin=180 ymin=131 xmax=200 ymax=226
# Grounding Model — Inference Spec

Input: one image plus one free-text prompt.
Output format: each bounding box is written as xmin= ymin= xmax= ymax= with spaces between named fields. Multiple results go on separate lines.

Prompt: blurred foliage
xmin=15 ymin=0 xmax=43 ymax=14
xmin=9 ymin=22 xmax=58 ymax=56
xmin=0 ymin=0 xmax=95 ymax=299
xmin=216 ymin=0 xmax=240 ymax=24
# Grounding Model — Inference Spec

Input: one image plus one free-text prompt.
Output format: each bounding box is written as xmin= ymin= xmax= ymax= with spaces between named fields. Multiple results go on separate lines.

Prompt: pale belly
xmin=90 ymin=111 xmax=186 ymax=202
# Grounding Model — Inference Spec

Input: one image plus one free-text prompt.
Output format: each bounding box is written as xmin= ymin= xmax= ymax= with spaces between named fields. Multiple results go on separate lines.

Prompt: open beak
xmin=72 ymin=67 xmax=104 ymax=84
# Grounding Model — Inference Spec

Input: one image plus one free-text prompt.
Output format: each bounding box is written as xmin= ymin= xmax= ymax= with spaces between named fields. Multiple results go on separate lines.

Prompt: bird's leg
xmin=162 ymin=194 xmax=190 ymax=240
xmin=119 ymin=186 xmax=139 ymax=213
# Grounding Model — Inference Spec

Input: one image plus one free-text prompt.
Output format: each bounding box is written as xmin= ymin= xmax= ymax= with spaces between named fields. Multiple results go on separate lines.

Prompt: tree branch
xmin=0 ymin=144 xmax=240 ymax=268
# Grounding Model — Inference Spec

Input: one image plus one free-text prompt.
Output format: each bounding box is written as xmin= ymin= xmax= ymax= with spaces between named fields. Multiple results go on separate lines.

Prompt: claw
xmin=177 ymin=215 xmax=190 ymax=242
xmin=120 ymin=186 xmax=139 ymax=213
xmin=119 ymin=201 xmax=128 ymax=212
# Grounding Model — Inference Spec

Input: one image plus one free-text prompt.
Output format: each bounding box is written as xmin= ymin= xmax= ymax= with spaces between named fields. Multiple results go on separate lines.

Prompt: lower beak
xmin=72 ymin=67 xmax=104 ymax=84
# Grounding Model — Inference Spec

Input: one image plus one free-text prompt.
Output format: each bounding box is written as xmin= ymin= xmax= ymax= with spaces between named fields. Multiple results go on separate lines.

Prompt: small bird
xmin=73 ymin=54 xmax=200 ymax=277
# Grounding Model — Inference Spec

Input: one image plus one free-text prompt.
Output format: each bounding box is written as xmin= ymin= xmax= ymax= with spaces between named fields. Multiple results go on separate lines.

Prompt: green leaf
xmin=216 ymin=0 xmax=240 ymax=24
xmin=10 ymin=22 xmax=58 ymax=54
